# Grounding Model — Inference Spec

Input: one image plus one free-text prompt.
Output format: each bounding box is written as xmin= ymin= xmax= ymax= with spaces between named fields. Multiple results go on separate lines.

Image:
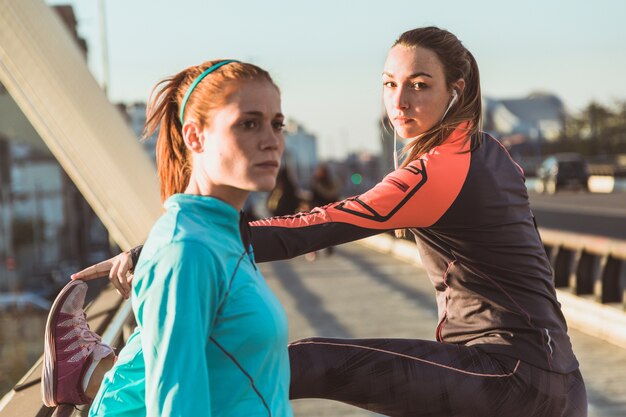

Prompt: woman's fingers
xmin=116 ymin=252 xmax=133 ymax=299
xmin=71 ymin=259 xmax=114 ymax=281
xmin=108 ymin=257 xmax=127 ymax=298
xmin=71 ymin=251 xmax=134 ymax=298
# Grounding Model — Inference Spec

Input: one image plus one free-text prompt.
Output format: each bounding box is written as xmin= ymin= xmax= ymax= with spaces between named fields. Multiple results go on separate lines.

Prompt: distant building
xmin=0 ymin=5 xmax=110 ymax=292
xmin=124 ymin=102 xmax=156 ymax=164
xmin=484 ymin=92 xmax=566 ymax=143
xmin=283 ymin=120 xmax=318 ymax=188
xmin=51 ymin=5 xmax=88 ymax=57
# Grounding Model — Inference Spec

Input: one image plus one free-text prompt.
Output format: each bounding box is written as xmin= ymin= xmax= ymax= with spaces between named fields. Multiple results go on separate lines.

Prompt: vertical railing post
xmin=599 ymin=255 xmax=625 ymax=306
xmin=575 ymin=250 xmax=600 ymax=295
xmin=543 ymin=243 xmax=555 ymax=264
xmin=553 ymin=247 xmax=576 ymax=289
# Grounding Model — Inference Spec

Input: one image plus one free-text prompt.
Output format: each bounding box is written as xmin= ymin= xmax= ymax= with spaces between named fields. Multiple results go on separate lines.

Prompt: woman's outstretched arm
xmin=250 ymin=140 xmax=470 ymax=262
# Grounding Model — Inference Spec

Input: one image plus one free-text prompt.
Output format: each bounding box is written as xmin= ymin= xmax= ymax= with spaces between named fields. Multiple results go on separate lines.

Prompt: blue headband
xmin=179 ymin=60 xmax=239 ymax=124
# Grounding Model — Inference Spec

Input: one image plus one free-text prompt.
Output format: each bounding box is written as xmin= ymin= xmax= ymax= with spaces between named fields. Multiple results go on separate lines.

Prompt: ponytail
xmin=144 ymin=72 xmax=191 ymax=203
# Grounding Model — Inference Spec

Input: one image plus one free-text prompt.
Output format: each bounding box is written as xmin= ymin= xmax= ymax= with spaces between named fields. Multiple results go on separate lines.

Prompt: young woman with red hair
xmin=42 ymin=60 xmax=293 ymax=417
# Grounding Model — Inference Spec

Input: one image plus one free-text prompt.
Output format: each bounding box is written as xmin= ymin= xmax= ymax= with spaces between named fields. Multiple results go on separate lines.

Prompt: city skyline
xmin=47 ymin=0 xmax=626 ymax=159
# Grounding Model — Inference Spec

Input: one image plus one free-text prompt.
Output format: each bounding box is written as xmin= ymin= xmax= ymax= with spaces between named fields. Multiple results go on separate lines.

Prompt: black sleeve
xmin=130 ymin=245 xmax=144 ymax=270
xmin=250 ymin=220 xmax=383 ymax=263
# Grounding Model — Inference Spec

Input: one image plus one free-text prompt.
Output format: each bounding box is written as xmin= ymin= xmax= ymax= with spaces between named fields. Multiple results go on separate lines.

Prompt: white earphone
xmin=441 ymin=89 xmax=459 ymax=121
xmin=451 ymin=89 xmax=458 ymax=105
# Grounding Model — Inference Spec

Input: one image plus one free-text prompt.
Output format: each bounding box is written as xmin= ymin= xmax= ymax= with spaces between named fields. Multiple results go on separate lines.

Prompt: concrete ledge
xmin=358 ymin=233 xmax=626 ymax=349
xmin=359 ymin=234 xmax=422 ymax=266
xmin=557 ymin=292 xmax=626 ymax=349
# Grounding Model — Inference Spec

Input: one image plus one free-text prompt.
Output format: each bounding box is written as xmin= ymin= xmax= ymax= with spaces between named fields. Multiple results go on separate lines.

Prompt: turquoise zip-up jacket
xmin=89 ymin=194 xmax=293 ymax=417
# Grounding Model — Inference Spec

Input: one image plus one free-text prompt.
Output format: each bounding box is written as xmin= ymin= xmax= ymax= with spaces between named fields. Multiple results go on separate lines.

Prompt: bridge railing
xmin=541 ymin=228 xmax=625 ymax=306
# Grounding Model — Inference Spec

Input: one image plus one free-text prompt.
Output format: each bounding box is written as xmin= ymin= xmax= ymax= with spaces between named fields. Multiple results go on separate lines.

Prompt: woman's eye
xmin=383 ymin=81 xmax=395 ymax=88
xmin=273 ymin=121 xmax=285 ymax=131
xmin=242 ymin=120 xmax=257 ymax=129
xmin=412 ymin=82 xmax=427 ymax=89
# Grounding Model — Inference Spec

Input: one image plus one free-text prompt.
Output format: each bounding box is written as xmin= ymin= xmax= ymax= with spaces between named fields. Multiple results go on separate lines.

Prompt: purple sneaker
xmin=41 ymin=280 xmax=114 ymax=407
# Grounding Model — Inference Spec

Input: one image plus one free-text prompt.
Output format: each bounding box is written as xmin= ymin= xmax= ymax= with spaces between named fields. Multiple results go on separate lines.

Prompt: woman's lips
xmin=394 ymin=116 xmax=414 ymax=125
xmin=255 ymin=161 xmax=279 ymax=169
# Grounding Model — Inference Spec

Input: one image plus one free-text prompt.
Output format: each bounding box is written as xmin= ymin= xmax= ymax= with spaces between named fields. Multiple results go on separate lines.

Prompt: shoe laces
xmin=73 ymin=312 xmax=101 ymax=344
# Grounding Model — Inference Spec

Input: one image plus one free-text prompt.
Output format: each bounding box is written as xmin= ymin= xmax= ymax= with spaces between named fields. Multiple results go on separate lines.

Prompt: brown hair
xmin=392 ymin=27 xmax=483 ymax=167
xmin=143 ymin=60 xmax=277 ymax=202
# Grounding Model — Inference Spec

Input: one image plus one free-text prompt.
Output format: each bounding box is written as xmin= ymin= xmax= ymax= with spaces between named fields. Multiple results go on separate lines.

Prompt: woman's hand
xmin=71 ymin=251 xmax=134 ymax=299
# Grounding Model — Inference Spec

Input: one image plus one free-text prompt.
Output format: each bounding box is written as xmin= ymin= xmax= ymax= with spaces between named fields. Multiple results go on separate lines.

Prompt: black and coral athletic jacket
xmin=249 ymin=125 xmax=579 ymax=373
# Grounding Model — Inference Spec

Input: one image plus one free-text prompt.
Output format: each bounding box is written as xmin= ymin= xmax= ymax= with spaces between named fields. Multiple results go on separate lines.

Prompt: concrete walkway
xmin=260 ymin=242 xmax=626 ymax=417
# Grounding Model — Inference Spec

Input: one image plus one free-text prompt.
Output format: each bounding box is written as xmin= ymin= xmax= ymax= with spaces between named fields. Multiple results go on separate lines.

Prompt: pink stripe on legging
xmin=289 ymin=340 xmax=521 ymax=378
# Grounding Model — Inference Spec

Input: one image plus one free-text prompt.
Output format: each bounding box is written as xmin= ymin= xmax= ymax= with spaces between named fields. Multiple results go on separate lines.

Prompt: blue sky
xmin=48 ymin=0 xmax=626 ymax=159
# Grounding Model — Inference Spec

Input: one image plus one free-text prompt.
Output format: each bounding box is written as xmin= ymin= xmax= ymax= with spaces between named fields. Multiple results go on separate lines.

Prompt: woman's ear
xmin=182 ymin=121 xmax=204 ymax=153
xmin=453 ymin=78 xmax=466 ymax=96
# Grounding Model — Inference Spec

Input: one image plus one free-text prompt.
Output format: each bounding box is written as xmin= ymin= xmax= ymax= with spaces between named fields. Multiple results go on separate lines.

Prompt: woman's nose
xmin=260 ymin=128 xmax=282 ymax=150
xmin=393 ymin=87 xmax=409 ymax=110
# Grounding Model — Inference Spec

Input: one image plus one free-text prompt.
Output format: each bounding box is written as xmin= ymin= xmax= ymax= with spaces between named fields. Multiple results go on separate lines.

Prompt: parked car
xmin=536 ymin=153 xmax=590 ymax=194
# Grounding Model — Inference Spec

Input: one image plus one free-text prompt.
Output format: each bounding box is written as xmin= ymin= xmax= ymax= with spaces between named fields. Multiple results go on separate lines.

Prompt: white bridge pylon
xmin=0 ymin=0 xmax=161 ymax=250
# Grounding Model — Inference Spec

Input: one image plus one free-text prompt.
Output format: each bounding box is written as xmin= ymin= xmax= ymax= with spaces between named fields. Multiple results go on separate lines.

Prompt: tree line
xmin=544 ymin=100 xmax=626 ymax=158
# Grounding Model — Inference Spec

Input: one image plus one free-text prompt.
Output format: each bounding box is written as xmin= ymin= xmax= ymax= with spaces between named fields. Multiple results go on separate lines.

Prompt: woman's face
xmin=192 ymin=80 xmax=285 ymax=201
xmin=383 ymin=45 xmax=455 ymax=139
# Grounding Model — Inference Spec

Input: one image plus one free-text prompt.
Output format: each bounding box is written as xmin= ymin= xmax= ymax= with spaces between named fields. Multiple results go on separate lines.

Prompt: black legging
xmin=288 ymin=337 xmax=587 ymax=417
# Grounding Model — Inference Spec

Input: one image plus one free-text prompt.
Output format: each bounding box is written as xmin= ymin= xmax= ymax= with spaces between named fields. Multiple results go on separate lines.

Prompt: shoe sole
xmin=41 ymin=280 xmax=85 ymax=407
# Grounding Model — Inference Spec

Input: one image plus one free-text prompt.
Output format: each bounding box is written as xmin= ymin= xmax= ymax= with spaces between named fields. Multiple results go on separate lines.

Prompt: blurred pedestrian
xmin=266 ymin=166 xmax=301 ymax=217
xmin=307 ymin=163 xmax=341 ymax=258
xmin=311 ymin=163 xmax=341 ymax=208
